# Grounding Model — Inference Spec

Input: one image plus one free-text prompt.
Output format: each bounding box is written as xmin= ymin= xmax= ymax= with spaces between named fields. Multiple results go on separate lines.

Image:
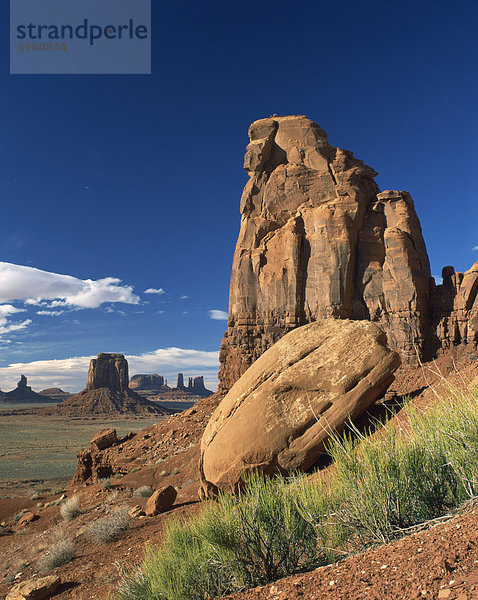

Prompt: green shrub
xmin=327 ymin=423 xmax=458 ymax=545
xmin=37 ymin=539 xmax=75 ymax=573
xmin=85 ymin=506 xmax=131 ymax=543
xmin=114 ymin=473 xmax=336 ymax=600
xmin=407 ymin=384 xmax=478 ymax=499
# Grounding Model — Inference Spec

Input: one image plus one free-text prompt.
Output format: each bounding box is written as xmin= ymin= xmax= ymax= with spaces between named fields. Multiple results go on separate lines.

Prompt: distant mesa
xmin=38 ymin=388 xmax=72 ymax=402
xmin=130 ymin=372 xmax=213 ymax=401
xmin=0 ymin=374 xmax=53 ymax=404
xmin=44 ymin=353 xmax=171 ymax=417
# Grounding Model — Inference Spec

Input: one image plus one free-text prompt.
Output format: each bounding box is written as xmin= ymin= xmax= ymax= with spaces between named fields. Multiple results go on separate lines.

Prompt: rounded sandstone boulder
xmin=200 ymin=319 xmax=400 ymax=497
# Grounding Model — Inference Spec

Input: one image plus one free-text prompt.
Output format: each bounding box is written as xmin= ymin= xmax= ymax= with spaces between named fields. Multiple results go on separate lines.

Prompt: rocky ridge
xmin=218 ymin=115 xmax=478 ymax=391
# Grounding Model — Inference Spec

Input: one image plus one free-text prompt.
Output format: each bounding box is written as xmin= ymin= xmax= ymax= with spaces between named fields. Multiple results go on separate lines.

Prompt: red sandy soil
xmin=0 ymin=349 xmax=477 ymax=600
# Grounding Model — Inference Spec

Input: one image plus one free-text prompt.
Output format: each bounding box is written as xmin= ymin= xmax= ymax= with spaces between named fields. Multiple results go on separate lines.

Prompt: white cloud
xmin=180 ymin=295 xmax=188 ymax=300
xmin=0 ymin=304 xmax=31 ymax=336
xmin=209 ymin=309 xmax=228 ymax=321
xmin=144 ymin=288 xmax=165 ymax=295
xmin=0 ymin=262 xmax=139 ymax=309
xmin=0 ymin=347 xmax=220 ymax=393
xmin=433 ymin=275 xmax=443 ymax=285
xmin=0 ymin=305 xmax=26 ymax=324
xmin=36 ymin=310 xmax=66 ymax=316
xmin=473 ymin=246 xmax=478 ymax=251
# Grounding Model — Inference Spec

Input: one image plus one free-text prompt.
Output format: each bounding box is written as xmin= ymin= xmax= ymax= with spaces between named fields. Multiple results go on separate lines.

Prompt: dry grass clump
xmin=85 ymin=506 xmax=131 ymax=543
xmin=37 ymin=538 xmax=75 ymax=573
xmin=133 ymin=486 xmax=153 ymax=498
xmin=60 ymin=496 xmax=83 ymax=521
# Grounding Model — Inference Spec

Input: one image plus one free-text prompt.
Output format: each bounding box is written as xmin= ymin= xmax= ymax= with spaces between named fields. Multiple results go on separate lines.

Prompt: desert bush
xmin=133 ymin=486 xmax=153 ymax=498
xmin=327 ymin=423 xmax=458 ymax=545
xmin=85 ymin=506 xmax=131 ymax=543
xmin=407 ymin=384 xmax=478 ymax=499
xmin=114 ymin=473 xmax=336 ymax=600
xmin=60 ymin=496 xmax=83 ymax=521
xmin=37 ymin=539 xmax=75 ymax=573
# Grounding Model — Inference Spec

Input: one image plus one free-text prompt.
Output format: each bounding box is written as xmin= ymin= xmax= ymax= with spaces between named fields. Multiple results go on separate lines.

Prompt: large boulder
xmin=200 ymin=319 xmax=400 ymax=497
xmin=145 ymin=485 xmax=177 ymax=516
xmin=6 ymin=575 xmax=60 ymax=600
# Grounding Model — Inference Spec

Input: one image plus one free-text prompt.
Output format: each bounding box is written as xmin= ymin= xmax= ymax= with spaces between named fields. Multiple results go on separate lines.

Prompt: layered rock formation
xmin=432 ymin=263 xmax=478 ymax=350
xmin=130 ymin=372 xmax=213 ymax=400
xmin=49 ymin=354 xmax=170 ymax=416
xmin=218 ymin=115 xmax=477 ymax=391
xmin=201 ymin=320 xmax=400 ymax=497
xmin=130 ymin=374 xmax=166 ymax=390
xmin=0 ymin=375 xmax=52 ymax=403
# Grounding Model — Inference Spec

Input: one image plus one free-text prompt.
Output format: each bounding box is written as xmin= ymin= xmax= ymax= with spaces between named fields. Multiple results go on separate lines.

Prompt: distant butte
xmin=42 ymin=353 xmax=171 ymax=416
xmin=0 ymin=375 xmax=53 ymax=404
xmin=130 ymin=372 xmax=213 ymax=401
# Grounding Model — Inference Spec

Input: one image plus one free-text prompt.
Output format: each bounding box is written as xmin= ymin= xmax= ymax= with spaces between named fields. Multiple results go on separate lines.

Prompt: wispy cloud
xmin=0 ymin=305 xmax=31 ymax=336
xmin=209 ymin=309 xmax=228 ymax=321
xmin=144 ymin=288 xmax=165 ymax=295
xmin=473 ymin=245 xmax=478 ymax=251
xmin=0 ymin=347 xmax=220 ymax=393
xmin=36 ymin=310 xmax=66 ymax=317
xmin=180 ymin=295 xmax=188 ymax=300
xmin=0 ymin=262 xmax=139 ymax=309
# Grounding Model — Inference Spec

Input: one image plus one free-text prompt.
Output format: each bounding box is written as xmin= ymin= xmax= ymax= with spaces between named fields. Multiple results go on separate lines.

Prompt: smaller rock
xmin=6 ymin=575 xmax=60 ymax=600
xmin=128 ymin=505 xmax=145 ymax=518
xmin=145 ymin=485 xmax=177 ymax=516
xmin=90 ymin=428 xmax=118 ymax=451
xmin=17 ymin=512 xmax=39 ymax=526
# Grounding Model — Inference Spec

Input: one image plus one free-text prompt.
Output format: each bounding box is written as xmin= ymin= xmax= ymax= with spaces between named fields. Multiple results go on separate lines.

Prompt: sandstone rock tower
xmin=218 ymin=115 xmax=477 ymax=392
xmin=218 ymin=116 xmax=432 ymax=391
xmin=52 ymin=353 xmax=170 ymax=416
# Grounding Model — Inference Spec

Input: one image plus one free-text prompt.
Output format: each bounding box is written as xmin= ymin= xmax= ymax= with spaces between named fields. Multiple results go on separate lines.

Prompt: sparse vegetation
xmin=171 ymin=468 xmax=180 ymax=475
xmin=85 ymin=506 xmax=132 ymax=543
xmin=133 ymin=486 xmax=153 ymax=498
xmin=60 ymin=496 xmax=83 ymax=521
xmin=37 ymin=538 xmax=75 ymax=573
xmin=112 ymin=382 xmax=478 ymax=600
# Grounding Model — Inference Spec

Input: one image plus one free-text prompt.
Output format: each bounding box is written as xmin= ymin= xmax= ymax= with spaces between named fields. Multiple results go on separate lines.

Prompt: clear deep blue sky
xmin=0 ymin=0 xmax=477 ymax=391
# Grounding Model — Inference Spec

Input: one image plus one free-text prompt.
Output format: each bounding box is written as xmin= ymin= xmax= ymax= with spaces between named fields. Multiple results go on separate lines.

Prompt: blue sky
xmin=0 ymin=0 xmax=477 ymax=392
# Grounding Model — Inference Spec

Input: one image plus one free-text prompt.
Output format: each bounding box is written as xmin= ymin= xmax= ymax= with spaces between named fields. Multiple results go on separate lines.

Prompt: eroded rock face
xmin=218 ymin=116 xmax=431 ymax=391
xmin=201 ymin=319 xmax=400 ymax=497
xmin=87 ymin=353 xmax=129 ymax=391
xmin=432 ymin=262 xmax=478 ymax=350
